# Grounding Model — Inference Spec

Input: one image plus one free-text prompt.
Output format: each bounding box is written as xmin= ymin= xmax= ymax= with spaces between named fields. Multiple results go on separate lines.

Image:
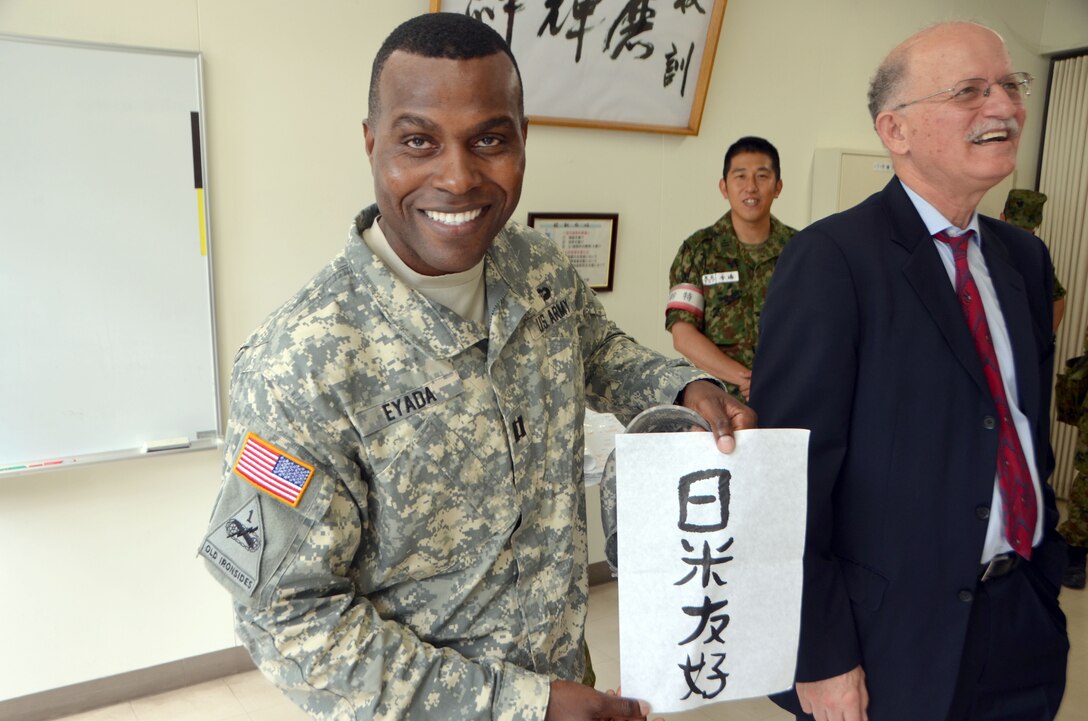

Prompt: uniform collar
xmin=348 ymin=206 xmax=543 ymax=360
xmin=716 ymin=211 xmax=790 ymax=260
xmin=348 ymin=205 xmax=486 ymax=359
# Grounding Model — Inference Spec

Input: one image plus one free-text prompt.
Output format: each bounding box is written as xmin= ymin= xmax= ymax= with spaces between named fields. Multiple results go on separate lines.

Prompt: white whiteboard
xmin=0 ymin=34 xmax=220 ymax=473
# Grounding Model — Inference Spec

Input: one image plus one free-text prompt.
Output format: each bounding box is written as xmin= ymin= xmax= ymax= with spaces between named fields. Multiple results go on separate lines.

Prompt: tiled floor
xmin=57 ymin=581 xmax=1088 ymax=721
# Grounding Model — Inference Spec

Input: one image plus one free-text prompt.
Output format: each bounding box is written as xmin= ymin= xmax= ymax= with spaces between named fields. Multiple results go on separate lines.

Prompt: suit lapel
xmin=881 ymin=179 xmax=990 ymax=396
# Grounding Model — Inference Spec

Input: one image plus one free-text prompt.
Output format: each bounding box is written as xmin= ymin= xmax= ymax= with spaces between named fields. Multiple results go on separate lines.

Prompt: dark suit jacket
xmin=750 ymin=178 xmax=1066 ymax=720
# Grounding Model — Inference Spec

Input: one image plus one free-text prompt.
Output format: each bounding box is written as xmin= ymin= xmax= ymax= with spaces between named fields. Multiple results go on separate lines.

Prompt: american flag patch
xmin=233 ymin=433 xmax=315 ymax=507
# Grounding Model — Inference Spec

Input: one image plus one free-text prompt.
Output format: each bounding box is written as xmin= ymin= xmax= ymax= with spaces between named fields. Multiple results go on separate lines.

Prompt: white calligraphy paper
xmin=615 ymin=429 xmax=808 ymax=712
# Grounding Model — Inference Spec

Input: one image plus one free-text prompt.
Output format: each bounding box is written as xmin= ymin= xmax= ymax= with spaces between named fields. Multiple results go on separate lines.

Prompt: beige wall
xmin=0 ymin=0 xmax=1079 ymax=701
xmin=1042 ymin=0 xmax=1088 ymax=53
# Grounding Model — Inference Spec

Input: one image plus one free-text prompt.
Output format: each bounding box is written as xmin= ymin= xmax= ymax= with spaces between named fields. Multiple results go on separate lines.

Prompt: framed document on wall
xmin=429 ymin=0 xmax=727 ymax=135
xmin=529 ymin=212 xmax=618 ymax=291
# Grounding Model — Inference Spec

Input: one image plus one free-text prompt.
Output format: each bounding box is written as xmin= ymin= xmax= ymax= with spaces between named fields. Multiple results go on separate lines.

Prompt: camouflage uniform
xmin=1059 ymin=325 xmax=1088 ymax=547
xmin=200 ymin=205 xmax=707 ymax=721
xmin=1053 ymin=274 xmax=1066 ymax=303
xmin=1003 ymin=189 xmax=1065 ymax=302
xmin=665 ymin=211 xmax=796 ymax=395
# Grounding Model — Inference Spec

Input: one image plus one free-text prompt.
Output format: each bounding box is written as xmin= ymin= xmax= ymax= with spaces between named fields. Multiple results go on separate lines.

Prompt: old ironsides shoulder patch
xmin=233 ymin=432 xmax=315 ymax=507
xmin=200 ymin=495 xmax=264 ymax=596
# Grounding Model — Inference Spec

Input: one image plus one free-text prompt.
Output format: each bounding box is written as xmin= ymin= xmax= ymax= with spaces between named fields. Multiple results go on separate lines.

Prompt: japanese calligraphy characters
xmin=442 ymin=0 xmax=726 ymax=132
xmin=615 ymin=429 xmax=807 ymax=712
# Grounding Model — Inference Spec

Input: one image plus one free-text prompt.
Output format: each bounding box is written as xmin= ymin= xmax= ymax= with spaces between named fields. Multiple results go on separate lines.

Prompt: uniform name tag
xmin=358 ymin=371 xmax=463 ymax=436
xmin=702 ymin=271 xmax=740 ymax=285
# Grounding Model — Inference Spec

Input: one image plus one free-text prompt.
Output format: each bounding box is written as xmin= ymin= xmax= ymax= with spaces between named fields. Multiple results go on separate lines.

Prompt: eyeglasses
xmin=893 ymin=72 xmax=1033 ymax=111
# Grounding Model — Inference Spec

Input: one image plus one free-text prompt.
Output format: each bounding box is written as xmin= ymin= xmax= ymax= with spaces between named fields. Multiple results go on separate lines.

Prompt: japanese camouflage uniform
xmin=1003 ymin=189 xmax=1066 ymax=302
xmin=665 ymin=211 xmax=796 ymax=395
xmin=1055 ymin=274 xmax=1067 ymax=302
xmin=1003 ymin=188 xmax=1047 ymax=230
xmin=200 ymin=205 xmax=709 ymax=721
xmin=1059 ymin=324 xmax=1088 ymax=547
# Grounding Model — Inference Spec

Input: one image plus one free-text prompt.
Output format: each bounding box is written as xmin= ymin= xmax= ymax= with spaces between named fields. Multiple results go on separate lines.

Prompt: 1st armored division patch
xmin=200 ymin=495 xmax=265 ymax=596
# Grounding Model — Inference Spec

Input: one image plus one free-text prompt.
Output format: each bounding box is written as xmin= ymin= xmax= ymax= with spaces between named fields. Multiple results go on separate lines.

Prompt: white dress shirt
xmin=902 ymin=183 xmax=1044 ymax=562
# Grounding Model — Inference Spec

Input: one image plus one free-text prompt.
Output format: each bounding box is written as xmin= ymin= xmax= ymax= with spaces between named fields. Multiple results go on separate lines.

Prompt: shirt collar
xmin=900 ymin=181 xmax=981 ymax=242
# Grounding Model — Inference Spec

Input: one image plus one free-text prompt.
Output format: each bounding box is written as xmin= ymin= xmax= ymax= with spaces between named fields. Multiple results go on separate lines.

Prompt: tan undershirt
xmin=364 ymin=219 xmax=486 ymax=325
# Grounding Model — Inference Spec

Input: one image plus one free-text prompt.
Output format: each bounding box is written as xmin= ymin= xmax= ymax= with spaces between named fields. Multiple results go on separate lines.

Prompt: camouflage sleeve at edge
xmin=580 ymin=282 xmax=706 ymax=423
xmin=665 ymin=236 xmax=704 ymax=332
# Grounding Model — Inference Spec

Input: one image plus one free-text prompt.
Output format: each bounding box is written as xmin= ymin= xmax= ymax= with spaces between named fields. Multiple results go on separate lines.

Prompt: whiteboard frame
xmin=0 ymin=33 xmax=222 ymax=476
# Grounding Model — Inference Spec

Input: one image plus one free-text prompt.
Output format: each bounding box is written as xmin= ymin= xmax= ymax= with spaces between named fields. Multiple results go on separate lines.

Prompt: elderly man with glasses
xmin=751 ymin=21 xmax=1068 ymax=721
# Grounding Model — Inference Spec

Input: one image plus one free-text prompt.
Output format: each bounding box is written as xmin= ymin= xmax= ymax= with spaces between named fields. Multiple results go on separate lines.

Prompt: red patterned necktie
xmin=935 ymin=230 xmax=1036 ymax=559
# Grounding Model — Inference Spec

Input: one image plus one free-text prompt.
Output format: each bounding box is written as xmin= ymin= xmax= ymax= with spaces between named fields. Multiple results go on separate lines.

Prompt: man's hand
xmin=733 ymin=368 xmax=752 ymax=401
xmin=546 ymin=680 xmax=649 ymax=720
xmin=795 ymin=665 xmax=869 ymax=721
xmin=678 ymin=379 xmax=757 ymax=453
xmin=670 ymin=321 xmax=753 ymax=399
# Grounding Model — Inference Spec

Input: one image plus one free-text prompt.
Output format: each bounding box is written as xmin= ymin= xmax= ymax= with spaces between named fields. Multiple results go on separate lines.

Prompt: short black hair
xmin=368 ymin=12 xmax=525 ymax=120
xmin=722 ymin=136 xmax=782 ymax=180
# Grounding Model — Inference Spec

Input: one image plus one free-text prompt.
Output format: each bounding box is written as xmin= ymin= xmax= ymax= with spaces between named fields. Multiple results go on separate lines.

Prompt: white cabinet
xmin=810 ymin=148 xmax=1016 ymax=223
xmin=811 ymin=148 xmax=894 ymax=223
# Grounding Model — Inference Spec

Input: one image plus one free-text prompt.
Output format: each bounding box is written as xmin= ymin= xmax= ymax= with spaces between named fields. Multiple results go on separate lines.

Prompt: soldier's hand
xmin=678 ymin=379 xmax=757 ymax=453
xmin=545 ymin=680 xmax=650 ymax=720
xmin=729 ymin=367 xmax=752 ymax=400
xmin=737 ymin=374 xmax=752 ymax=401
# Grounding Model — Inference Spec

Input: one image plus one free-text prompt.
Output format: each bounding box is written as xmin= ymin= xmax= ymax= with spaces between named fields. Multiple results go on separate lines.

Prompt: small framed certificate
xmin=528 ymin=212 xmax=618 ymax=292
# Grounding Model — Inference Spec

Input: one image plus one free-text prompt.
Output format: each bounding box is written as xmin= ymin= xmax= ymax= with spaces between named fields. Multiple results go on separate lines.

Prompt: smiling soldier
xmin=199 ymin=12 xmax=754 ymax=721
xmin=666 ymin=136 xmax=796 ymax=401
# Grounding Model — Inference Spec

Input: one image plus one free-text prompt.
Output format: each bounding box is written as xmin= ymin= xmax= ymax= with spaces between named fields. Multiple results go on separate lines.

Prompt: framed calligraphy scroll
xmin=528 ymin=212 xmax=618 ymax=291
xmin=429 ymin=0 xmax=727 ymax=135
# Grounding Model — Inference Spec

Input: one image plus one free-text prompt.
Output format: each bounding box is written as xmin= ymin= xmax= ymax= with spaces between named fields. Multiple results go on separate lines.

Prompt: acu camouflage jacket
xmin=201 ymin=205 xmax=706 ymax=721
